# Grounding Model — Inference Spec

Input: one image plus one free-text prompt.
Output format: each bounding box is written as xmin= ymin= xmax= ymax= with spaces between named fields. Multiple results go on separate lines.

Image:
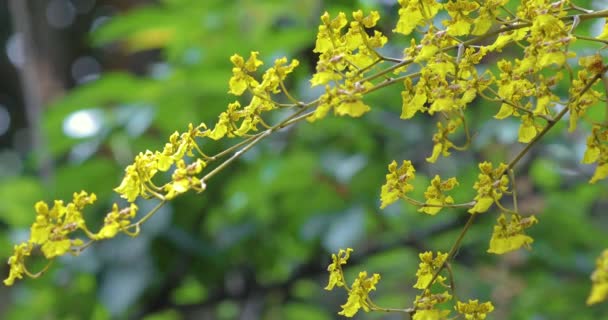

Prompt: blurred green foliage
xmin=1 ymin=0 xmax=607 ymax=319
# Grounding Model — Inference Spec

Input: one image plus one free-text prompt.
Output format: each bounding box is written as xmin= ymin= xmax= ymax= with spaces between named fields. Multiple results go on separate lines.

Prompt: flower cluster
xmin=412 ymin=290 xmax=452 ymax=320
xmin=210 ymin=52 xmax=299 ymax=139
xmin=5 ymin=44 xmax=309 ymax=285
xmin=469 ymin=162 xmax=509 ymax=214
xmin=419 ymin=175 xmax=458 ymax=215
xmin=307 ymin=10 xmax=386 ymax=121
xmin=5 ymin=192 xmax=98 ymax=285
xmin=325 ymin=248 xmax=382 ymax=318
xmin=379 ymin=160 xmax=416 ymax=209
xmin=325 ymin=248 xmax=352 ymax=290
xmin=454 ymin=299 xmax=495 ymax=320
xmin=414 ymin=251 xmax=448 ymax=289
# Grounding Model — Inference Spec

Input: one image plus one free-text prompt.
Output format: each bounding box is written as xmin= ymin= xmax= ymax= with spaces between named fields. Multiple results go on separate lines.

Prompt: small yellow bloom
xmin=487 ymin=213 xmax=538 ymax=254
xmin=414 ymin=251 xmax=448 ymax=289
xmin=419 ymin=175 xmax=458 ymax=215
xmin=455 ymin=299 xmax=494 ymax=319
xmin=518 ymin=114 xmax=540 ymax=143
xmin=469 ymin=162 xmax=509 ymax=214
xmin=95 ymin=203 xmax=138 ymax=240
xmin=380 ymin=160 xmax=416 ymax=209
xmin=228 ymin=52 xmax=262 ymax=96
xmin=394 ymin=0 xmax=442 ymax=36
xmin=4 ymin=243 xmax=33 ymax=286
xmin=413 ymin=290 xmax=452 ymax=318
xmin=338 ymin=271 xmax=381 ymax=317
xmin=325 ymin=248 xmax=353 ymax=290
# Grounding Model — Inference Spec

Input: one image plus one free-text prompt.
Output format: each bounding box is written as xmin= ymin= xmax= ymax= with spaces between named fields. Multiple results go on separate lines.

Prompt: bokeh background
xmin=0 ymin=0 xmax=607 ymax=319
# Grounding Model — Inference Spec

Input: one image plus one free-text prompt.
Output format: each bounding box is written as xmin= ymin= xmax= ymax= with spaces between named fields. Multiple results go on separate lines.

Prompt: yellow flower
xmin=587 ymin=249 xmax=608 ymax=305
xmin=30 ymin=192 xmax=94 ymax=258
xmin=582 ymin=125 xmax=608 ymax=184
xmin=325 ymin=248 xmax=353 ymax=290
xmin=426 ymin=120 xmax=459 ymax=163
xmin=95 ymin=203 xmax=138 ymax=240
xmin=380 ymin=160 xmax=416 ymax=209
xmin=338 ymin=271 xmax=381 ymax=317
xmin=228 ymin=52 xmax=262 ymax=95
xmin=413 ymin=290 xmax=452 ymax=319
xmin=469 ymin=162 xmax=509 ymax=214
xmin=115 ymin=151 xmax=161 ymax=202
xmin=455 ymin=300 xmax=494 ymax=319
xmin=401 ymin=77 xmax=428 ymax=119
xmin=259 ymin=57 xmax=299 ymax=94
xmin=414 ymin=251 xmax=448 ymax=289
xmin=472 ymin=0 xmax=507 ymax=35
xmin=518 ymin=114 xmax=540 ymax=143
xmin=487 ymin=213 xmax=538 ymax=254
xmin=4 ymin=243 xmax=33 ymax=286
xmin=164 ymin=159 xmax=207 ymax=200
xmin=394 ymin=0 xmax=442 ymax=36
xmin=444 ymin=0 xmax=480 ymax=36
xmin=419 ymin=176 xmax=458 ymax=215
xmin=314 ymin=12 xmax=348 ymax=55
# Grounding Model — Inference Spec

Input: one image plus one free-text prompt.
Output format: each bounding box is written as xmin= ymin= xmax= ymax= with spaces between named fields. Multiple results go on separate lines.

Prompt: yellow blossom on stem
xmin=581 ymin=123 xmax=608 ymax=184
xmin=455 ymin=300 xmax=494 ymax=319
xmin=326 ymin=248 xmax=353 ymax=290
xmin=115 ymin=151 xmax=161 ymax=202
xmin=518 ymin=114 xmax=541 ymax=143
xmin=587 ymin=249 xmax=608 ymax=305
xmin=469 ymin=162 xmax=509 ymax=214
xmin=228 ymin=51 xmax=263 ymax=95
xmin=471 ymin=0 xmax=507 ymax=35
xmin=413 ymin=290 xmax=452 ymax=319
xmin=443 ymin=0 xmax=480 ymax=36
xmin=487 ymin=213 xmax=538 ymax=254
xmin=394 ymin=0 xmax=442 ymax=36
xmin=427 ymin=120 xmax=460 ymax=163
xmin=94 ymin=203 xmax=139 ymax=240
xmin=4 ymin=243 xmax=33 ymax=286
xmin=414 ymin=251 xmax=448 ymax=289
xmin=30 ymin=192 xmax=95 ymax=258
xmin=380 ymin=160 xmax=416 ymax=209
xmin=338 ymin=271 xmax=381 ymax=317
xmin=164 ymin=159 xmax=207 ymax=200
xmin=419 ymin=175 xmax=458 ymax=215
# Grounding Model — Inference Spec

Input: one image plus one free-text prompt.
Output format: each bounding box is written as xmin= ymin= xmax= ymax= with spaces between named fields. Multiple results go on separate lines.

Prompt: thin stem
xmin=279 ymin=79 xmax=301 ymax=105
xmin=573 ymin=34 xmax=608 ymax=45
xmin=365 ymin=72 xmax=421 ymax=94
xmin=420 ymin=213 xmax=477 ymax=295
xmin=71 ymin=239 xmax=95 ymax=255
xmin=445 ymin=262 xmax=457 ymax=300
xmin=602 ymin=71 xmax=608 ymax=126
xmin=23 ymin=260 xmax=53 ymax=278
xmin=127 ymin=199 xmax=167 ymax=229
xmin=402 ymin=195 xmax=475 ymax=209
xmin=201 ymin=130 xmax=271 ymax=183
xmin=509 ymin=169 xmax=518 ymax=213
